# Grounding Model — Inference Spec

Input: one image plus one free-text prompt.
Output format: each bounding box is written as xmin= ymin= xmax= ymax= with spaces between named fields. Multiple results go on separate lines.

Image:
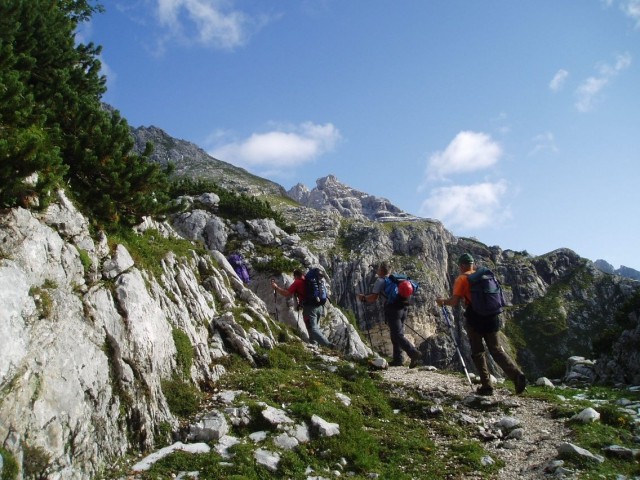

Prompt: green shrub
xmin=0 ymin=1 xmax=170 ymax=226
xmin=598 ymin=404 xmax=633 ymax=429
xmin=614 ymin=289 xmax=640 ymax=330
xmin=172 ymin=328 xmax=194 ymax=379
xmin=28 ymin=286 xmax=53 ymax=319
xmin=252 ymin=255 xmax=301 ymax=275
xmin=161 ymin=376 xmax=201 ymax=418
xmin=0 ymin=447 xmax=19 ymax=480
xmin=21 ymin=444 xmax=50 ymax=480
xmin=169 ymin=178 xmax=295 ymax=233
xmin=155 ymin=422 xmax=173 ymax=449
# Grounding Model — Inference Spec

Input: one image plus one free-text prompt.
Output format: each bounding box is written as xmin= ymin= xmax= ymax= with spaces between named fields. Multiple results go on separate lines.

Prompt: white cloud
xmin=209 ymin=122 xmax=341 ymax=170
xmin=575 ymin=52 xmax=632 ymax=112
xmin=426 ymin=131 xmax=502 ymax=179
xmin=529 ymin=132 xmax=558 ymax=156
xmin=602 ymin=0 xmax=640 ymax=27
xmin=549 ymin=69 xmax=569 ymax=92
xmin=621 ymin=0 xmax=640 ymax=27
xmin=99 ymin=56 xmax=116 ymax=89
xmin=490 ymin=112 xmax=511 ymax=135
xmin=419 ymin=181 xmax=510 ymax=230
xmin=154 ymin=0 xmax=271 ymax=51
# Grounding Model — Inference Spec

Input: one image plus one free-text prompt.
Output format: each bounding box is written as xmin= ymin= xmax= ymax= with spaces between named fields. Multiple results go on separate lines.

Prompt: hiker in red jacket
xmin=271 ymin=269 xmax=332 ymax=348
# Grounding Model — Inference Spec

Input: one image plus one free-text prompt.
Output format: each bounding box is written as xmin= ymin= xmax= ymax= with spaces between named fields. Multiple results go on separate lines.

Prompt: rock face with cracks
xmin=0 ymin=191 xmax=369 ymax=479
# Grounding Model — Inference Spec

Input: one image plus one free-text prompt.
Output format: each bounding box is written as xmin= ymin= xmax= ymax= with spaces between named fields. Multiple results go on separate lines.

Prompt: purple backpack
xmin=228 ymin=253 xmax=250 ymax=284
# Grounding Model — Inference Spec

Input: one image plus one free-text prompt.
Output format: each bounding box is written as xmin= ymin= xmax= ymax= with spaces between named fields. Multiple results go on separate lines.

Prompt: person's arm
xmin=357 ymin=292 xmax=379 ymax=303
xmin=437 ymin=275 xmax=466 ymax=307
xmin=436 ymin=295 xmax=462 ymax=307
xmin=271 ymin=278 xmax=293 ymax=297
xmin=358 ymin=277 xmax=384 ymax=303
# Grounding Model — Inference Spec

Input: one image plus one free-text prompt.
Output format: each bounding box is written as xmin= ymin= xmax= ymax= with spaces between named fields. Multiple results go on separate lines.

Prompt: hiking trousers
xmin=303 ymin=304 xmax=332 ymax=348
xmin=385 ymin=304 xmax=420 ymax=364
xmin=465 ymin=321 xmax=522 ymax=388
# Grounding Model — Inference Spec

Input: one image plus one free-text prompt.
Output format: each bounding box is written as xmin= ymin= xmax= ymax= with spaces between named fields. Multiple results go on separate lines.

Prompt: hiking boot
xmin=475 ymin=385 xmax=494 ymax=396
xmin=515 ymin=373 xmax=527 ymax=394
xmin=389 ymin=360 xmax=404 ymax=367
xmin=409 ymin=357 xmax=422 ymax=369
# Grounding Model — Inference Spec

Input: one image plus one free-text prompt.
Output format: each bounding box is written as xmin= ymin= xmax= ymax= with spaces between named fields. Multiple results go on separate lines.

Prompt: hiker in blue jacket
xmin=358 ymin=262 xmax=422 ymax=368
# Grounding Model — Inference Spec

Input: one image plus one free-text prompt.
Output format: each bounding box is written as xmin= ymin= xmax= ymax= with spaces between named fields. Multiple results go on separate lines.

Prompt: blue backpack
xmin=467 ymin=266 xmax=505 ymax=316
xmin=304 ymin=267 xmax=328 ymax=306
xmin=383 ymin=274 xmax=418 ymax=306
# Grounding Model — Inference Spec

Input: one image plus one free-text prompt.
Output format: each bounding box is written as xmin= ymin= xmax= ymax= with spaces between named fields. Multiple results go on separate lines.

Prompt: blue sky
xmin=86 ymin=1 xmax=640 ymax=270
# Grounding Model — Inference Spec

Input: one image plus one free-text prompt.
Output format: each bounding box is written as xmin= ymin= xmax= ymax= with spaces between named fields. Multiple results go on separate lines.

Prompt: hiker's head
xmin=458 ymin=253 xmax=474 ymax=271
xmin=377 ymin=262 xmax=390 ymax=277
xmin=293 ymin=268 xmax=303 ymax=279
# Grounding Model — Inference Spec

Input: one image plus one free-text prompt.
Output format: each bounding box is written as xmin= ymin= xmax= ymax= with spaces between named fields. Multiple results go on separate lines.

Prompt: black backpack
xmin=467 ymin=266 xmax=505 ymax=316
xmin=304 ymin=267 xmax=328 ymax=306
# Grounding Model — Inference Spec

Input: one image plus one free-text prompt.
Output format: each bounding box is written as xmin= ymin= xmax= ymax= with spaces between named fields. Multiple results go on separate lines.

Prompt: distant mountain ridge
xmin=594 ymin=259 xmax=640 ymax=281
xmin=131 ymin=125 xmax=419 ymax=221
xmin=287 ymin=175 xmax=421 ymax=222
xmin=131 ymin=125 xmax=637 ymax=275
xmin=131 ymin=125 xmax=286 ymax=197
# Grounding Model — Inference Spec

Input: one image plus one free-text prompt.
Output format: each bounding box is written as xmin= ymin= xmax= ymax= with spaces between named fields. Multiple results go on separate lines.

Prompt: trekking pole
xmin=273 ymin=287 xmax=279 ymax=322
xmin=404 ymin=322 xmax=428 ymax=342
xmin=376 ymin=311 xmax=388 ymax=356
xmin=359 ymin=295 xmax=374 ymax=348
xmin=441 ymin=306 xmax=474 ymax=390
xmin=294 ymin=294 xmax=302 ymax=327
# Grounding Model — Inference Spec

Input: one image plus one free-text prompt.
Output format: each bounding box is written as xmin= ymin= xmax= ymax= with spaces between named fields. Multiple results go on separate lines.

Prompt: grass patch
xmin=127 ymin=342 xmax=503 ymax=479
xmin=76 ymin=247 xmax=93 ymax=273
xmin=109 ymin=228 xmax=207 ymax=279
xmin=0 ymin=447 xmax=19 ymax=480
xmin=526 ymin=384 xmax=640 ymax=479
xmin=161 ymin=376 xmax=202 ymax=418
xmin=28 ymin=285 xmax=54 ymax=319
xmin=172 ymin=328 xmax=194 ymax=379
xmin=106 ymin=355 xmax=640 ymax=479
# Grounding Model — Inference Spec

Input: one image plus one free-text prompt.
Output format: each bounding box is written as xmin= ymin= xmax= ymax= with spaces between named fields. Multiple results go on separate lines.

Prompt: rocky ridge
xmin=132 ymin=125 xmax=286 ymax=198
xmin=595 ymin=259 xmax=640 ymax=281
xmin=287 ymin=174 xmax=421 ymax=222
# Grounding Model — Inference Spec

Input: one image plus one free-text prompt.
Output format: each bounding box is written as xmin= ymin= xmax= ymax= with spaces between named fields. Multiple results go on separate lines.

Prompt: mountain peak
xmin=287 ymin=175 xmax=421 ymax=222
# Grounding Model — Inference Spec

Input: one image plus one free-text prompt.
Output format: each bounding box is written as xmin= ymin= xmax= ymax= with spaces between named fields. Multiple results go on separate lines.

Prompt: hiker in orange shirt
xmin=437 ymin=253 xmax=526 ymax=396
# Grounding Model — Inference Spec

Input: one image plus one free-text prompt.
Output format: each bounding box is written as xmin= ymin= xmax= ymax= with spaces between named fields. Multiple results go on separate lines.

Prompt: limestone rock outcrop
xmin=0 ymin=191 xmax=369 ymax=478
